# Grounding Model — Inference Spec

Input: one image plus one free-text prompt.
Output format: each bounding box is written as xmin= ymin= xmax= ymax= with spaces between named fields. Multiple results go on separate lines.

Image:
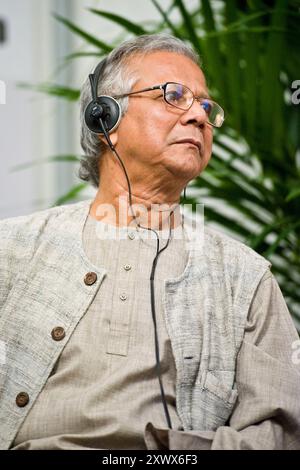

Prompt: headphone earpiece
xmin=84 ymin=58 xmax=122 ymax=135
xmin=84 ymin=95 xmax=121 ymax=134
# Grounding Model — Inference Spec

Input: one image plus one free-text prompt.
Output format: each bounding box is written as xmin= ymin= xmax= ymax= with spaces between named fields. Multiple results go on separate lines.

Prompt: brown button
xmin=84 ymin=272 xmax=97 ymax=286
xmin=16 ymin=392 xmax=29 ymax=407
xmin=51 ymin=326 xmax=65 ymax=341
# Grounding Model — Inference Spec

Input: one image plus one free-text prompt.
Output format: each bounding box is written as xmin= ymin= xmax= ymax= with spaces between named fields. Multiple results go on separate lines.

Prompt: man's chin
xmin=173 ymin=156 xmax=204 ymax=176
xmin=167 ymin=164 xmax=203 ymax=181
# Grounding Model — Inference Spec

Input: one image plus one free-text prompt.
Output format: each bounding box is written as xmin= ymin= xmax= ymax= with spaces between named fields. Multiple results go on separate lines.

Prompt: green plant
xmin=13 ymin=0 xmax=300 ymax=327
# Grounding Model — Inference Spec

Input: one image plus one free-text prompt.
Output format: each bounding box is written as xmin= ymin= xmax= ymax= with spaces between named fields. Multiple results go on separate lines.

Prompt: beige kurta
xmin=12 ymin=215 xmax=188 ymax=449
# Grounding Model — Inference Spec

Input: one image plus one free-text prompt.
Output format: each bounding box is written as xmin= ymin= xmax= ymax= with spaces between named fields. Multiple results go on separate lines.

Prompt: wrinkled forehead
xmin=124 ymin=50 xmax=207 ymax=93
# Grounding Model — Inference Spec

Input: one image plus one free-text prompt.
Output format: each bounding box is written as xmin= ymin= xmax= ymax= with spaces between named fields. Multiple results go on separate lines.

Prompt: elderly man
xmin=0 ymin=34 xmax=300 ymax=450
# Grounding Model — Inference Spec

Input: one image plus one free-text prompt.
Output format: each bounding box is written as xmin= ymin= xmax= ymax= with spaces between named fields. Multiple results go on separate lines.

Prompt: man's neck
xmin=89 ymin=193 xmax=183 ymax=231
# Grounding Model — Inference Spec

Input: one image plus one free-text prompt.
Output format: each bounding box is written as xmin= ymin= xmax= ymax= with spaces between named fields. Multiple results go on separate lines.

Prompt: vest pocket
xmin=202 ymin=370 xmax=238 ymax=404
xmin=191 ymin=370 xmax=238 ymax=431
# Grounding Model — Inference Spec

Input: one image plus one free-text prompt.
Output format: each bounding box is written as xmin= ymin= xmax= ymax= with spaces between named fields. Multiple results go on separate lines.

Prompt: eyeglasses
xmin=114 ymin=81 xmax=224 ymax=128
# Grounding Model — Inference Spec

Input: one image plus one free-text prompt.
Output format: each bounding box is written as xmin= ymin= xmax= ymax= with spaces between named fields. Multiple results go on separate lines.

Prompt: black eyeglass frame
xmin=114 ymin=81 xmax=225 ymax=128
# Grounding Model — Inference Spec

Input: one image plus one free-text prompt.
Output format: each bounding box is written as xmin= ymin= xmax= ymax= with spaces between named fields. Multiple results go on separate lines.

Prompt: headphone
xmin=84 ymin=58 xmax=121 ymax=135
xmin=84 ymin=58 xmax=188 ymax=432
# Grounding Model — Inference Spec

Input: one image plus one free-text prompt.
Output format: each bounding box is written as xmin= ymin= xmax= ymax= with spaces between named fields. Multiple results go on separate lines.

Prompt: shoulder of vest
xmin=204 ymin=224 xmax=271 ymax=269
xmin=0 ymin=200 xmax=90 ymax=240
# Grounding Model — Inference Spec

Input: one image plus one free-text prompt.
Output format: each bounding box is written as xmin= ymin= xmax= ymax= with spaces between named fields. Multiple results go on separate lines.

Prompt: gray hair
xmin=78 ymin=33 xmax=200 ymax=188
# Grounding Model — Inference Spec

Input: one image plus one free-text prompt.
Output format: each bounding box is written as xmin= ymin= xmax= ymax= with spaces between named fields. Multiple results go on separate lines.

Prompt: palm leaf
xmin=174 ymin=0 xmax=202 ymax=51
xmin=285 ymin=187 xmax=300 ymax=202
xmin=64 ymin=51 xmax=105 ymax=61
xmin=223 ymin=0 xmax=241 ymax=132
xmin=18 ymin=82 xmax=80 ymax=101
xmin=258 ymin=0 xmax=287 ymax=158
xmin=88 ymin=9 xmax=149 ymax=36
xmin=52 ymin=183 xmax=87 ymax=207
xmin=53 ymin=13 xmax=113 ymax=52
xmin=200 ymin=0 xmax=225 ymax=99
xmin=150 ymin=0 xmax=182 ymax=37
xmin=10 ymin=155 xmax=81 ymax=172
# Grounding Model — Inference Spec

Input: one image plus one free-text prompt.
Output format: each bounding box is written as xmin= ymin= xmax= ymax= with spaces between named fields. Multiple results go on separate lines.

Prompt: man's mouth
xmin=174 ymin=139 xmax=202 ymax=154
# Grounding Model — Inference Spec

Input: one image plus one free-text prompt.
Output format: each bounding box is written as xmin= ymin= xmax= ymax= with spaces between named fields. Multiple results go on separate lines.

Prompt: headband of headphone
xmin=84 ymin=58 xmax=121 ymax=135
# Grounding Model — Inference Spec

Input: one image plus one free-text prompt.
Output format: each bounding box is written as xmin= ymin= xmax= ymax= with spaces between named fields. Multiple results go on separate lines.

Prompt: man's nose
xmin=180 ymin=99 xmax=208 ymax=127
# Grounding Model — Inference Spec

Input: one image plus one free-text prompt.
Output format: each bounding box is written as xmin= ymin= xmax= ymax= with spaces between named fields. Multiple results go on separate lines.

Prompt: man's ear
xmin=98 ymin=128 xmax=119 ymax=148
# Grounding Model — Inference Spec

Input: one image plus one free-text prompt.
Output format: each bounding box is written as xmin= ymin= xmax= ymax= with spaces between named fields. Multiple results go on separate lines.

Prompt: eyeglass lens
xmin=164 ymin=83 xmax=224 ymax=127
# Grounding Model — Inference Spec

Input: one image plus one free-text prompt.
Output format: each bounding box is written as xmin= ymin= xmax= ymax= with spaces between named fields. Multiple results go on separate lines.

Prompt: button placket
xmin=106 ymin=283 xmax=133 ymax=356
xmin=106 ymin=238 xmax=140 ymax=356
